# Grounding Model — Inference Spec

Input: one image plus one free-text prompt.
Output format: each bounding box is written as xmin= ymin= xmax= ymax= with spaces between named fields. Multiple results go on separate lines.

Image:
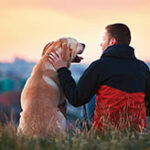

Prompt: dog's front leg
xmin=58 ymin=98 xmax=67 ymax=117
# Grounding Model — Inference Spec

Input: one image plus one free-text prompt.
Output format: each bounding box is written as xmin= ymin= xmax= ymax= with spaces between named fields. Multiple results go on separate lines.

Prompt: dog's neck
xmin=44 ymin=49 xmax=63 ymax=71
xmin=44 ymin=61 xmax=56 ymax=72
xmin=41 ymin=53 xmax=57 ymax=71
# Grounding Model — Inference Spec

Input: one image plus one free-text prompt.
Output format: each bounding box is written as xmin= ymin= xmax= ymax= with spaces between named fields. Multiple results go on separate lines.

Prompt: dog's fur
xmin=17 ymin=38 xmax=85 ymax=138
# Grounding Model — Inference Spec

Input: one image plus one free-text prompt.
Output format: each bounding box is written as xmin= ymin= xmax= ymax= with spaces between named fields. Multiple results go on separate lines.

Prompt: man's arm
xmin=57 ymin=61 xmax=100 ymax=107
xmin=48 ymin=44 xmax=102 ymax=107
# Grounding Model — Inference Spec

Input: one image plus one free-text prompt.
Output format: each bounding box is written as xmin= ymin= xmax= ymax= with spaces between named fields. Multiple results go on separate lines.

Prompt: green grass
xmin=0 ymin=121 xmax=150 ymax=150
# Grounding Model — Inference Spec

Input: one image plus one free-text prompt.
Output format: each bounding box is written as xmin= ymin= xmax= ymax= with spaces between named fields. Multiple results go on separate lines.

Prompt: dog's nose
xmin=81 ymin=43 xmax=86 ymax=49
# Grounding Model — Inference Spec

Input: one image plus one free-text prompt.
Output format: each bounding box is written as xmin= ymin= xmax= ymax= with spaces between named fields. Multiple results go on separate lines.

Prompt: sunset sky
xmin=0 ymin=0 xmax=150 ymax=64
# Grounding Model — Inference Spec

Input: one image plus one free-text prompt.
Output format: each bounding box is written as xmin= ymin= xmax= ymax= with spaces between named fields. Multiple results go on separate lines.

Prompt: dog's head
xmin=42 ymin=37 xmax=85 ymax=67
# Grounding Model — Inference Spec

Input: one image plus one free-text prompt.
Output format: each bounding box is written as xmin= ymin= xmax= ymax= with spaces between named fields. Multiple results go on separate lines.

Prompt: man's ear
xmin=110 ymin=38 xmax=117 ymax=45
xmin=41 ymin=41 xmax=54 ymax=56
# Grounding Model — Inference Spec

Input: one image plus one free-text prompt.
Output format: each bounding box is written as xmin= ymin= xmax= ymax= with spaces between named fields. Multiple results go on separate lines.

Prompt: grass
xmin=1 ymin=120 xmax=150 ymax=150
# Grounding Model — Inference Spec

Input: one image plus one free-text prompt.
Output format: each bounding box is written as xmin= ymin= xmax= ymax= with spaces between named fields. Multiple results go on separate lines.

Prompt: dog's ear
xmin=70 ymin=48 xmax=77 ymax=60
xmin=61 ymin=43 xmax=71 ymax=68
xmin=61 ymin=42 xmax=69 ymax=61
xmin=41 ymin=41 xmax=54 ymax=56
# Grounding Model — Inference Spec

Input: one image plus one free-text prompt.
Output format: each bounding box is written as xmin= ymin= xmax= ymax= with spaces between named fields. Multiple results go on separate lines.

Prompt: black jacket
xmin=57 ymin=45 xmax=150 ymax=115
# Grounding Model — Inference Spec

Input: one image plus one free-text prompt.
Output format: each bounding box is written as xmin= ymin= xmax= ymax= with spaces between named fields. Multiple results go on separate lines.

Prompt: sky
xmin=0 ymin=0 xmax=150 ymax=64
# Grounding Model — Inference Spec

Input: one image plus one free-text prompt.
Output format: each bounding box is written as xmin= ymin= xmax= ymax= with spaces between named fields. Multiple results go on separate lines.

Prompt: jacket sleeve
xmin=57 ymin=61 xmax=101 ymax=107
xmin=145 ymin=67 xmax=150 ymax=116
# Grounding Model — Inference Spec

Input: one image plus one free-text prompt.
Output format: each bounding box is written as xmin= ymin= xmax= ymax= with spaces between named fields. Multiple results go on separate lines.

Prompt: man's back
xmin=94 ymin=45 xmax=150 ymax=131
xmin=97 ymin=45 xmax=149 ymax=93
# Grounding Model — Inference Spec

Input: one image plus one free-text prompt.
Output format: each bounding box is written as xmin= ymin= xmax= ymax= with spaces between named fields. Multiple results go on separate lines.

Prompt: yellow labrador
xmin=17 ymin=38 xmax=85 ymax=137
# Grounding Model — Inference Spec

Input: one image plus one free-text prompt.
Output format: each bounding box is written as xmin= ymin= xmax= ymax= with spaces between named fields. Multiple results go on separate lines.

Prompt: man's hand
xmin=48 ymin=43 xmax=83 ymax=70
xmin=48 ymin=50 xmax=67 ymax=70
xmin=47 ymin=42 xmax=69 ymax=71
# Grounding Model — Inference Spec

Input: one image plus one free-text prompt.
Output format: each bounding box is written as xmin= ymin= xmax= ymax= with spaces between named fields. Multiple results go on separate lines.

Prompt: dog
xmin=17 ymin=37 xmax=85 ymax=138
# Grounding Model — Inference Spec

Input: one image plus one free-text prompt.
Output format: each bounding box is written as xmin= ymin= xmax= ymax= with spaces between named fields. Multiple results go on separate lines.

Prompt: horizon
xmin=0 ymin=56 xmax=150 ymax=65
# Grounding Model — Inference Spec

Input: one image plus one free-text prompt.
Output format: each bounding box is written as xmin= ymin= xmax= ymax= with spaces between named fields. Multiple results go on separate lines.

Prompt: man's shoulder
xmin=135 ymin=58 xmax=150 ymax=71
xmin=86 ymin=59 xmax=105 ymax=72
xmin=90 ymin=59 xmax=104 ymax=67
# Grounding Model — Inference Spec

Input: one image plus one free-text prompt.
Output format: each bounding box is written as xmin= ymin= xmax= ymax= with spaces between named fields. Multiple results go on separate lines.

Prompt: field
xmin=0 ymin=62 xmax=150 ymax=150
xmin=1 ymin=120 xmax=150 ymax=150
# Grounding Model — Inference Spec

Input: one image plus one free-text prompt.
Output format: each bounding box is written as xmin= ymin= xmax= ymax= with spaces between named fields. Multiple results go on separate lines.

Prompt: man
xmin=48 ymin=23 xmax=150 ymax=131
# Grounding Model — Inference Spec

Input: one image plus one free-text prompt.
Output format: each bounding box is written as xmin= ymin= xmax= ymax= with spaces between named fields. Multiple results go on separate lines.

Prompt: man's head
xmin=100 ymin=23 xmax=131 ymax=52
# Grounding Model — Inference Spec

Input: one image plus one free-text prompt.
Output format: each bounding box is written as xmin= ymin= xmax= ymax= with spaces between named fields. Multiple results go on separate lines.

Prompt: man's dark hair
xmin=106 ymin=23 xmax=131 ymax=45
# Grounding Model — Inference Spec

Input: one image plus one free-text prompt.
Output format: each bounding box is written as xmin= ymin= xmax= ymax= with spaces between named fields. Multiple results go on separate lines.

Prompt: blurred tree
xmin=20 ymin=79 xmax=27 ymax=90
xmin=0 ymin=77 xmax=15 ymax=93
